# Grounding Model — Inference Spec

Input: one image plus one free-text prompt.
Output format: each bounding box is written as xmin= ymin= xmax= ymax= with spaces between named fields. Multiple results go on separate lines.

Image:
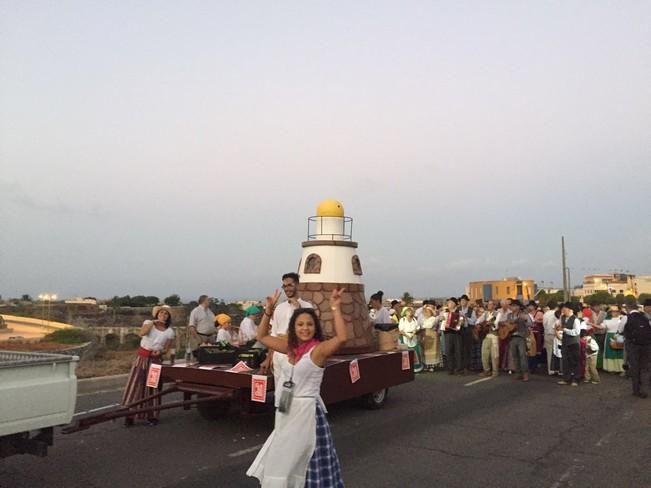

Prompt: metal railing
xmin=306 ymin=216 xmax=353 ymax=241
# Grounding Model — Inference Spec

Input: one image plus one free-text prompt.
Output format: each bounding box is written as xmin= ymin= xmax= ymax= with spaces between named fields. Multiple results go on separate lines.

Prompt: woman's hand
xmin=330 ymin=287 xmax=345 ymax=309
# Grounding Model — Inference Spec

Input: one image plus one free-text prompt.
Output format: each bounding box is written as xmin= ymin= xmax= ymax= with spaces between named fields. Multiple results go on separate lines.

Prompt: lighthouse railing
xmin=307 ymin=216 xmax=353 ymax=241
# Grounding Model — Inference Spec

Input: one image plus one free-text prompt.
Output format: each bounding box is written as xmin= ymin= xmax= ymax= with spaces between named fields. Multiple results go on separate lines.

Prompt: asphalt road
xmin=1 ymin=371 xmax=649 ymax=488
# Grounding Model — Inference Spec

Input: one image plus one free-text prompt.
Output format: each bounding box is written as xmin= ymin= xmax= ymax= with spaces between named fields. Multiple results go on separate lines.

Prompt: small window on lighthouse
xmin=352 ymin=255 xmax=363 ymax=275
xmin=304 ymin=254 xmax=322 ymax=274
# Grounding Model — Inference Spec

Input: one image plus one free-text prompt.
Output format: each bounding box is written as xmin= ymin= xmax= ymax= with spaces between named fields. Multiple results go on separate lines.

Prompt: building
xmin=633 ymin=276 xmax=651 ymax=296
xmin=468 ymin=278 xmax=536 ymax=302
xmin=581 ymin=273 xmax=636 ymax=297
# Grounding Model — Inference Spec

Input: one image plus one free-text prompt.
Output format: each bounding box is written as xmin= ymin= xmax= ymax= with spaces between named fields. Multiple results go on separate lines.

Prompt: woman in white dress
xmin=399 ymin=307 xmax=424 ymax=373
xmin=247 ymin=288 xmax=346 ymax=488
xmin=421 ymin=306 xmax=441 ymax=371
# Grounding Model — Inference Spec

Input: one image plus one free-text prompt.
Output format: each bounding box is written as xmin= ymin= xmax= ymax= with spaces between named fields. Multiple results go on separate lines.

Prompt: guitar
xmin=473 ymin=313 xmax=496 ymax=340
xmin=497 ymin=320 xmax=516 ymax=340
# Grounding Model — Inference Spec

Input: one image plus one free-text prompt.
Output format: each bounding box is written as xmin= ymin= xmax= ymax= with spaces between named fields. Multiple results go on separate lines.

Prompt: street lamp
xmin=38 ymin=293 xmax=58 ymax=324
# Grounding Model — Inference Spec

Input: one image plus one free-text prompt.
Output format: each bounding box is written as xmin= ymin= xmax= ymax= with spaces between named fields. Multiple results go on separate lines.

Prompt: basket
xmin=609 ymin=339 xmax=625 ymax=350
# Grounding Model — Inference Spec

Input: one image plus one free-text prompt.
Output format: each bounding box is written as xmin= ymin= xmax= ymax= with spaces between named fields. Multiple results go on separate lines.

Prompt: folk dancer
xmin=247 ymin=288 xmax=345 ymax=487
xmin=421 ymin=305 xmax=442 ymax=371
xmin=509 ymin=300 xmax=532 ymax=382
xmin=558 ymin=302 xmax=581 ymax=387
xmin=495 ymin=299 xmax=513 ymax=371
xmin=122 ymin=305 xmax=175 ymax=426
xmin=543 ymin=302 xmax=560 ymax=375
xmin=399 ymin=307 xmax=424 ymax=373
xmin=441 ymin=297 xmax=463 ymax=375
xmin=459 ymin=294 xmax=479 ymax=373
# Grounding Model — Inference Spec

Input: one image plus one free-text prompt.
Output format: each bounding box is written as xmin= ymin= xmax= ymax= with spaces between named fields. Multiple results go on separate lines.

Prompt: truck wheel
xmin=196 ymin=397 xmax=231 ymax=420
xmin=362 ymin=388 xmax=388 ymax=410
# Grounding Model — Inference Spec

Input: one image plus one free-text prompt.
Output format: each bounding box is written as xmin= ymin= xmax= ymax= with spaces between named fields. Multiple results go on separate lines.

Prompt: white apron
xmin=247 ymin=348 xmax=325 ymax=488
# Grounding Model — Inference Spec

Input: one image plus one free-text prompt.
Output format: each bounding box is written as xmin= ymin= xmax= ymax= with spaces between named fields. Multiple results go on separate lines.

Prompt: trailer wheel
xmin=196 ymin=397 xmax=231 ymax=420
xmin=362 ymin=388 xmax=388 ymax=409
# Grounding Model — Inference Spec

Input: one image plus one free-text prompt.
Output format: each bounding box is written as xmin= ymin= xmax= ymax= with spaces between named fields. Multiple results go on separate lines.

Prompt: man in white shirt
xmin=459 ymin=294 xmax=477 ymax=373
xmin=558 ymin=302 xmax=582 ymax=386
xmin=259 ymin=273 xmax=313 ymax=386
xmin=239 ymin=306 xmax=261 ymax=345
xmin=495 ymin=299 xmax=512 ymax=370
xmin=542 ymin=302 xmax=560 ymax=375
xmin=187 ymin=295 xmax=216 ymax=357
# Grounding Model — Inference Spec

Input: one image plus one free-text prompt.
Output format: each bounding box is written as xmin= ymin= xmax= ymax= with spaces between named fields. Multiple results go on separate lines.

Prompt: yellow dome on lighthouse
xmin=316 ymin=199 xmax=345 ymax=217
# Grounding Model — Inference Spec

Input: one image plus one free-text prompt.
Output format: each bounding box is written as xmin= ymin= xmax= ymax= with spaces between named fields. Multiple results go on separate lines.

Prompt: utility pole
xmin=561 ymin=236 xmax=569 ymax=302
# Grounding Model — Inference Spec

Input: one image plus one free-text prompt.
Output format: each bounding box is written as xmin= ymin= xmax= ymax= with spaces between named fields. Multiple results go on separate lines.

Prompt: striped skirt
xmin=121 ymin=354 xmax=162 ymax=421
xmin=306 ymin=404 xmax=344 ymax=488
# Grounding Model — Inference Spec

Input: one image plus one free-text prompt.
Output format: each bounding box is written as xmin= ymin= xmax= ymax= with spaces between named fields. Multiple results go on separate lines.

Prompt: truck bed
xmin=0 ymin=350 xmax=79 ymax=437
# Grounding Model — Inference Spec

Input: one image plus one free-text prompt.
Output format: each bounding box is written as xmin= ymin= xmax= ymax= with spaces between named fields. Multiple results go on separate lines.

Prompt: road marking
xmin=550 ymin=459 xmax=584 ymax=488
xmin=77 ymin=387 xmax=124 ymax=397
xmin=464 ymin=377 xmax=494 ymax=387
xmin=228 ymin=444 xmax=264 ymax=458
xmin=74 ymin=403 xmax=120 ymax=417
xmin=595 ymin=409 xmax=633 ymax=447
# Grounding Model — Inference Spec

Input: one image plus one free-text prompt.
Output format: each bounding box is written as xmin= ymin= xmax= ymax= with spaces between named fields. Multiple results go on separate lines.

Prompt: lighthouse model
xmin=297 ymin=200 xmax=376 ymax=354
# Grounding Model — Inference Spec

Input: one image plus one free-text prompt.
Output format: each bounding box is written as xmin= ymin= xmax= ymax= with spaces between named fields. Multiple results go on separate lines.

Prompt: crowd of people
xmin=370 ymin=291 xmax=651 ymax=397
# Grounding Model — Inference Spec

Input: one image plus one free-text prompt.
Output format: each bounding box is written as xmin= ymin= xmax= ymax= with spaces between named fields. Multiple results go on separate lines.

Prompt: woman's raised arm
xmin=312 ymin=288 xmax=347 ymax=366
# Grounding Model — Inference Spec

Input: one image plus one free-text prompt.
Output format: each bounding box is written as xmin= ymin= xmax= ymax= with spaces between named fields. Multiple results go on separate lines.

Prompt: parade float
xmin=66 ymin=200 xmax=413 ymax=430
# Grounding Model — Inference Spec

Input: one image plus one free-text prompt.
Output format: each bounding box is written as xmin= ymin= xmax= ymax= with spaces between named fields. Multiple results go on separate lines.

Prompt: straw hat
xmin=152 ymin=304 xmax=172 ymax=318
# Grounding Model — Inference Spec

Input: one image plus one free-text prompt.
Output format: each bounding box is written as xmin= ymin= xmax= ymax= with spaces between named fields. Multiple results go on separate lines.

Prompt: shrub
xmin=42 ymin=328 xmax=93 ymax=344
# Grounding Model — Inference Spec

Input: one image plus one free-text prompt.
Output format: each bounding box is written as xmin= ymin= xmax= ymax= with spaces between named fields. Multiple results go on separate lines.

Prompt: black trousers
xmin=461 ymin=327 xmax=473 ymax=370
xmin=562 ymin=342 xmax=580 ymax=381
xmin=445 ymin=332 xmax=462 ymax=372
xmin=628 ymin=342 xmax=651 ymax=395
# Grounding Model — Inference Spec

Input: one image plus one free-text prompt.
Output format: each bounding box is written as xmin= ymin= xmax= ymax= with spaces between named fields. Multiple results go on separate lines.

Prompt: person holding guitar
xmin=495 ymin=299 xmax=514 ymax=371
xmin=508 ymin=300 xmax=532 ymax=382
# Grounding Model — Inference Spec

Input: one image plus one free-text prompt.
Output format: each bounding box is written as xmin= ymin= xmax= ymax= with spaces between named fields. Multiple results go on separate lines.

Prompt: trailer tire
xmin=362 ymin=388 xmax=388 ymax=409
xmin=196 ymin=398 xmax=231 ymax=420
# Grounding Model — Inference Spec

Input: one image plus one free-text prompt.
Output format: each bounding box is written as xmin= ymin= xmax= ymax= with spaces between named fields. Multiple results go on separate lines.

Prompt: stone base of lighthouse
xmin=298 ymin=283 xmax=376 ymax=354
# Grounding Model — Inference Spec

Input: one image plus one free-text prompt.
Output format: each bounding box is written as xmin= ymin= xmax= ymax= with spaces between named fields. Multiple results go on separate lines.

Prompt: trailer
xmin=65 ymin=349 xmax=414 ymax=431
xmin=0 ymin=350 xmax=78 ymax=458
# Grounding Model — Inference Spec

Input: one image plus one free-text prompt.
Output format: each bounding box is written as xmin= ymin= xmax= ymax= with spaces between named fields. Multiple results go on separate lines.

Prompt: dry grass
xmin=76 ymin=349 xmax=135 ymax=378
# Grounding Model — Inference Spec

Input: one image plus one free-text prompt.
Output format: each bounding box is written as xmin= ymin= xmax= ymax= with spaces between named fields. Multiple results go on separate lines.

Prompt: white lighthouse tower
xmin=297 ymin=199 xmax=376 ymax=353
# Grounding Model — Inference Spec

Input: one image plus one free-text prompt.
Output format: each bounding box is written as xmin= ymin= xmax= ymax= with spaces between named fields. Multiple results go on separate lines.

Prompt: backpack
xmin=629 ymin=313 xmax=651 ymax=345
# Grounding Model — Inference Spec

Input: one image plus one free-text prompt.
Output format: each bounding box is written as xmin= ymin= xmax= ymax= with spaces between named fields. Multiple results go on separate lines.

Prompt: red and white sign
xmin=401 ymin=351 xmax=411 ymax=371
xmin=349 ymin=359 xmax=360 ymax=384
xmin=146 ymin=363 xmax=162 ymax=388
xmin=251 ymin=374 xmax=268 ymax=403
xmin=227 ymin=361 xmax=254 ymax=373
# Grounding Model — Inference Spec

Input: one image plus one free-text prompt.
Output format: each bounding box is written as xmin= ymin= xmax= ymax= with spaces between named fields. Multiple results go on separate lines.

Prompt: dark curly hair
xmin=155 ymin=309 xmax=173 ymax=328
xmin=287 ymin=308 xmax=324 ymax=352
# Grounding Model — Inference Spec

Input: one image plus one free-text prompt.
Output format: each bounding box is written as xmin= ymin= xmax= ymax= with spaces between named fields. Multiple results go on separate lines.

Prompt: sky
xmin=1 ymin=1 xmax=650 ymax=302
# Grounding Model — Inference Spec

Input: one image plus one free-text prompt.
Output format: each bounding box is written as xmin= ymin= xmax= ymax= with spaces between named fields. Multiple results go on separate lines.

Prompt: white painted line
xmin=550 ymin=460 xmax=583 ymax=488
xmin=228 ymin=444 xmax=264 ymax=458
xmin=464 ymin=377 xmax=494 ymax=387
xmin=74 ymin=403 xmax=120 ymax=417
xmin=77 ymin=387 xmax=124 ymax=397
xmin=595 ymin=432 xmax=613 ymax=447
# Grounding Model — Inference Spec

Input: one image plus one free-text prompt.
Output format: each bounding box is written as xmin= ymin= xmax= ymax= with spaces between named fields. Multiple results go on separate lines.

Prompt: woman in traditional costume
xmin=602 ymin=306 xmax=626 ymax=373
xmin=399 ymin=307 xmax=424 ymax=373
xmin=247 ymin=288 xmax=346 ymax=488
xmin=121 ymin=305 xmax=175 ymax=426
xmin=421 ymin=305 xmax=441 ymax=371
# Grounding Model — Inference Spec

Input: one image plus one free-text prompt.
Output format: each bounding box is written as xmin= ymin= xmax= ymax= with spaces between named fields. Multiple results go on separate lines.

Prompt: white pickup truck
xmin=0 ymin=350 xmax=78 ymax=458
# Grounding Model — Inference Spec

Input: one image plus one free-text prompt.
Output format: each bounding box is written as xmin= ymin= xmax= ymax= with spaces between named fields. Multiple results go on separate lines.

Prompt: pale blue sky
xmin=1 ymin=1 xmax=650 ymax=301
